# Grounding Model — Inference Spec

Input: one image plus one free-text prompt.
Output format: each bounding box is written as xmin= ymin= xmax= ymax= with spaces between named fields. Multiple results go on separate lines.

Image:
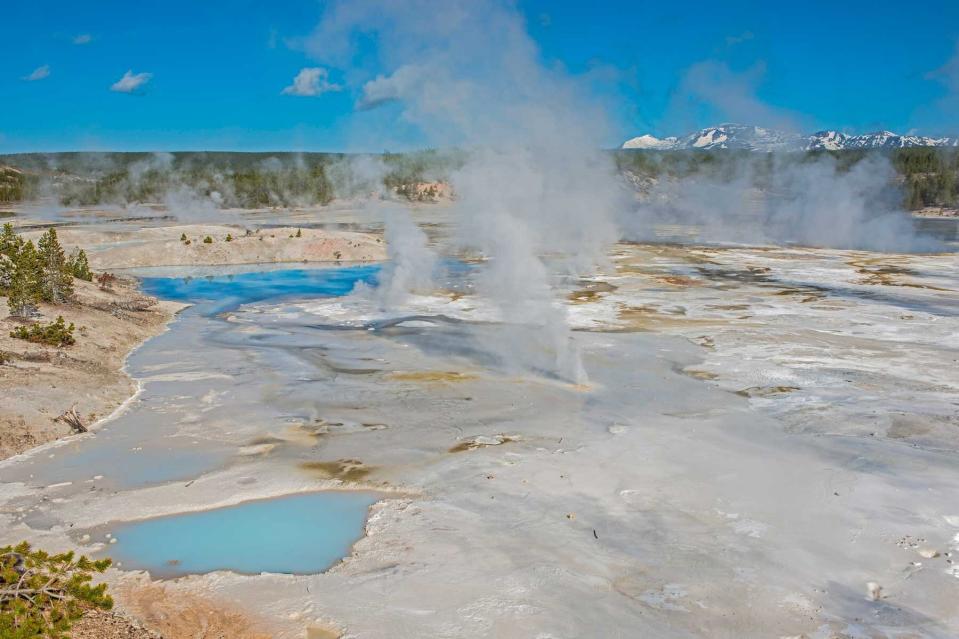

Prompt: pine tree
xmin=7 ymin=240 xmax=40 ymax=318
xmin=0 ymin=224 xmax=19 ymax=291
xmin=68 ymin=248 xmax=93 ymax=281
xmin=0 ymin=223 xmax=19 ymax=258
xmin=0 ymin=253 xmax=14 ymax=292
xmin=1 ymin=541 xmax=114 ymax=638
xmin=36 ymin=228 xmax=73 ymax=303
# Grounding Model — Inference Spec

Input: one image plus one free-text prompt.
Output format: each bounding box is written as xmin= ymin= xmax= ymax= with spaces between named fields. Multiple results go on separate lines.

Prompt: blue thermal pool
xmin=138 ymin=264 xmax=382 ymax=313
xmin=101 ymin=491 xmax=381 ymax=578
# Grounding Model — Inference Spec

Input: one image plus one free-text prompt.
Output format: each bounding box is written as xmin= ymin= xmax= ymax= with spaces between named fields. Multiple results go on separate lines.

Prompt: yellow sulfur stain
xmin=387 ymin=371 xmax=477 ymax=383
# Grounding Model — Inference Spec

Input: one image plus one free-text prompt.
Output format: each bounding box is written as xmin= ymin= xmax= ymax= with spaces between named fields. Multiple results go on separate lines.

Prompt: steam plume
xmin=620 ymin=152 xmax=943 ymax=252
xmin=308 ymin=0 xmax=628 ymax=382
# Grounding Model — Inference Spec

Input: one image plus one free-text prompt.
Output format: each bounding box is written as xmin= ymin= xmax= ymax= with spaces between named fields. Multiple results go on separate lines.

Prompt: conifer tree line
xmin=0 ymin=165 xmax=39 ymax=203
xmin=3 ymin=148 xmax=958 ymax=210
xmin=0 ymin=224 xmax=92 ymax=318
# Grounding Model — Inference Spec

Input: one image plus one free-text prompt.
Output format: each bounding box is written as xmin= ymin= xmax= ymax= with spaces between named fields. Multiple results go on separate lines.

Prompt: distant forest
xmin=893 ymin=148 xmax=959 ymax=209
xmin=0 ymin=150 xmax=462 ymax=208
xmin=0 ymin=166 xmax=39 ymax=203
xmin=1 ymin=148 xmax=957 ymax=211
xmin=615 ymin=147 xmax=959 ymax=210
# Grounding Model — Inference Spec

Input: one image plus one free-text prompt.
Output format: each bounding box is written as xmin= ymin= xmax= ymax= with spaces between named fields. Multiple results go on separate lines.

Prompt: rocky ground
xmin=70 ymin=609 xmax=163 ymax=639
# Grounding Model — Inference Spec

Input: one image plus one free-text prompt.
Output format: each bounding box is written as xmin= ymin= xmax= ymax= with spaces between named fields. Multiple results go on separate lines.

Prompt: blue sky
xmin=2 ymin=0 xmax=958 ymax=152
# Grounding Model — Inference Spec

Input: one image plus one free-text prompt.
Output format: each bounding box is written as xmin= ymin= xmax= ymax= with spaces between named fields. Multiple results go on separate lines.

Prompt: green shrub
xmin=225 ymin=234 xmax=233 ymax=242
xmin=295 ymin=228 xmax=302 ymax=238
xmin=203 ymin=236 xmax=213 ymax=244
xmin=180 ymin=233 xmax=187 ymax=242
xmin=1 ymin=541 xmax=113 ymax=638
xmin=10 ymin=316 xmax=76 ymax=347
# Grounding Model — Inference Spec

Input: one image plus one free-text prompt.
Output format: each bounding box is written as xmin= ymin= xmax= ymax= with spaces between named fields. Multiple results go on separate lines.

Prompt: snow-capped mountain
xmin=620 ymin=134 xmax=681 ymax=150
xmin=622 ymin=124 xmax=801 ymax=151
xmin=805 ymin=130 xmax=959 ymax=150
xmin=622 ymin=124 xmax=959 ymax=151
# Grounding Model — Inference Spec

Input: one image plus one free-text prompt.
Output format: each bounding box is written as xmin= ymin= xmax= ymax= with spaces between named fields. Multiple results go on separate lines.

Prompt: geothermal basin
xmin=1 ymin=238 xmax=958 ymax=638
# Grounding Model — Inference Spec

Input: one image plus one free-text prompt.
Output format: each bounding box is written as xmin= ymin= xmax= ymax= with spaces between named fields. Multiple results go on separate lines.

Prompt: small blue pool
xmin=103 ymin=491 xmax=381 ymax=578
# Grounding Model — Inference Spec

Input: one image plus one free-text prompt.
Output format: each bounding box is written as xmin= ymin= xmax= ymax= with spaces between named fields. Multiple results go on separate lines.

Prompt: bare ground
xmin=0 ymin=277 xmax=186 ymax=459
xmin=70 ymin=609 xmax=163 ymax=639
xmin=116 ymin=583 xmax=272 ymax=639
xmin=69 ymin=583 xmax=275 ymax=639
xmin=17 ymin=225 xmax=387 ymax=269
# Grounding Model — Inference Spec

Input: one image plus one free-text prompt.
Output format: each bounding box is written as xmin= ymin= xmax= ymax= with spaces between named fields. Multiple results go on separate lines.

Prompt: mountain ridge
xmin=622 ymin=124 xmax=959 ymax=151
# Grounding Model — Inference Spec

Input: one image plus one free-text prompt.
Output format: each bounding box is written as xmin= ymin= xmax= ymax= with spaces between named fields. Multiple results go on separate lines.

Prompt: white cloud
xmin=357 ymin=65 xmax=422 ymax=110
xmin=111 ymin=70 xmax=152 ymax=93
xmin=281 ymin=67 xmax=340 ymax=96
xmin=73 ymin=33 xmax=92 ymax=45
xmin=23 ymin=65 xmax=50 ymax=81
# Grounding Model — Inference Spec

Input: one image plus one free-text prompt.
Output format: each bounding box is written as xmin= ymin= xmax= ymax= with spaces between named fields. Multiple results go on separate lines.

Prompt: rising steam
xmin=620 ymin=152 xmax=943 ymax=252
xmin=307 ymin=0 xmax=628 ymax=382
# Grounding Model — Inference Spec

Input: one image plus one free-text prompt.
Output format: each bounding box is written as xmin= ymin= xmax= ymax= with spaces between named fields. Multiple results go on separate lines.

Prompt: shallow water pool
xmin=0 ymin=265 xmax=386 ymax=491
xmin=100 ymin=491 xmax=381 ymax=578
